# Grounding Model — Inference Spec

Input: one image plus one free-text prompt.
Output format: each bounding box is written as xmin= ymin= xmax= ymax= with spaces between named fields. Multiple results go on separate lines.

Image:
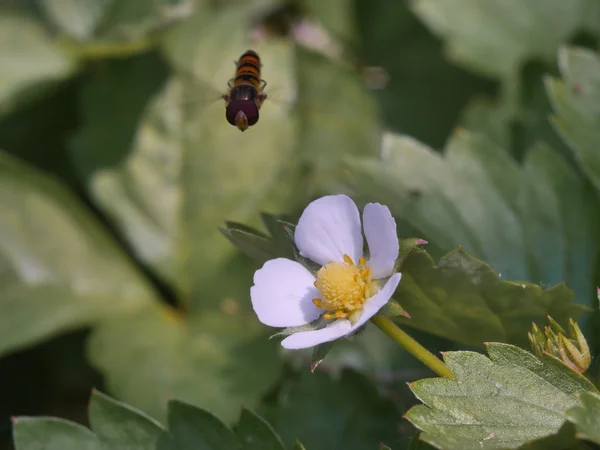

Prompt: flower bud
xmin=528 ymin=316 xmax=590 ymax=374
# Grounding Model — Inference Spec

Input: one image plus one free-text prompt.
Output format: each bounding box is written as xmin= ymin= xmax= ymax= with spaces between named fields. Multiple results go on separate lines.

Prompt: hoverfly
xmin=223 ymin=49 xmax=268 ymax=132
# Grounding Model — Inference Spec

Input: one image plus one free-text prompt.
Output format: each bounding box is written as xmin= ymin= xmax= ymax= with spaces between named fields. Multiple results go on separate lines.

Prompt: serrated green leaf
xmin=264 ymin=369 xmax=400 ymax=450
xmin=87 ymin=304 xmax=282 ymax=423
xmin=158 ymin=400 xmax=239 ymax=450
xmin=547 ymin=46 xmax=600 ymax=192
xmin=393 ymin=247 xmax=587 ymax=349
xmin=0 ymin=11 xmax=75 ymax=115
xmin=221 ymin=216 xmax=296 ymax=264
xmin=412 ymin=0 xmax=586 ymax=78
xmin=406 ymin=342 xmax=597 ymax=450
xmin=0 ymin=152 xmax=155 ymax=356
xmin=566 ymin=391 xmax=600 ymax=445
xmin=13 ymin=418 xmax=102 ymax=450
xmin=296 ymin=46 xmax=380 ymax=195
xmin=88 ymin=390 xmax=165 ymax=447
xmin=236 ymin=408 xmax=285 ymax=450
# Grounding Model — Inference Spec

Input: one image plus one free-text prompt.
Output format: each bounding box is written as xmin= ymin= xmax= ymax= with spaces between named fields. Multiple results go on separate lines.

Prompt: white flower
xmin=250 ymin=194 xmax=402 ymax=349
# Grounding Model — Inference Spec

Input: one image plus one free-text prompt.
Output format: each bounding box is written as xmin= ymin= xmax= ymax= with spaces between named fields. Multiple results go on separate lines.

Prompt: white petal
xmin=294 ymin=195 xmax=363 ymax=266
xmin=280 ymin=273 xmax=402 ymax=350
xmin=346 ymin=273 xmax=402 ymax=332
xmin=250 ymin=258 xmax=322 ymax=327
xmin=363 ymin=203 xmax=399 ymax=279
xmin=281 ymin=320 xmax=352 ymax=349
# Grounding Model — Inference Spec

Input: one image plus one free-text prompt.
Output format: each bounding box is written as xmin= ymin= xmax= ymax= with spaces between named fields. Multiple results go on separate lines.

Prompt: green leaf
xmin=406 ymin=342 xmax=598 ymax=450
xmin=412 ymin=0 xmax=586 ymax=78
xmin=68 ymin=52 xmax=169 ymax=177
xmin=0 ymin=11 xmax=75 ymax=115
xmin=88 ymin=390 xmax=165 ymax=447
xmin=264 ymin=369 xmax=401 ymax=450
xmin=13 ymin=418 xmax=102 ymax=450
xmin=0 ymin=152 xmax=156 ymax=356
xmin=346 ymin=130 xmax=599 ymax=308
xmin=566 ymin=391 xmax=600 ymax=445
xmin=221 ymin=215 xmax=296 ymax=265
xmin=236 ymin=408 xmax=286 ymax=450
xmin=546 ymin=47 xmax=600 ymax=192
xmin=295 ymin=46 xmax=380 ymax=196
xmin=356 ymin=0 xmax=493 ymax=149
xmin=87 ymin=304 xmax=283 ymax=423
xmin=14 ymin=392 xmax=288 ymax=450
xmin=158 ymin=400 xmax=239 ymax=450
xmin=392 ymin=246 xmax=587 ymax=349
xmin=520 ymin=142 xmax=600 ymax=303
xmin=301 ymin=0 xmax=356 ymax=46
xmin=39 ymin=0 xmax=194 ymax=53
xmin=39 ymin=0 xmax=111 ymax=40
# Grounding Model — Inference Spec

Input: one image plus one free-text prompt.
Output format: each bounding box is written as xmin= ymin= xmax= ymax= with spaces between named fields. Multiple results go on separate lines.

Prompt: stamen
xmin=313 ymin=253 xmax=379 ymax=325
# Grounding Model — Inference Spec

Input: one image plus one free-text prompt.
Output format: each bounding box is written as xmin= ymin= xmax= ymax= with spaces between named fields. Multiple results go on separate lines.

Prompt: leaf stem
xmin=371 ymin=316 xmax=456 ymax=379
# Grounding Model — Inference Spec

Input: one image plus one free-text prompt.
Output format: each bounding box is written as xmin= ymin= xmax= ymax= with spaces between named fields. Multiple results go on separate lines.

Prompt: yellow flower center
xmin=312 ymin=255 xmax=378 ymax=324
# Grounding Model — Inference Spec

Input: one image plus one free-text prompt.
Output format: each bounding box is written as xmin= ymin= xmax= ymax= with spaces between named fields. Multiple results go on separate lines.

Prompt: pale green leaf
xmin=295 ymin=46 xmax=380 ymax=196
xmin=0 ymin=152 xmax=156 ymax=356
xmin=346 ymin=130 xmax=599 ymax=308
xmin=77 ymin=7 xmax=296 ymax=296
xmin=39 ymin=0 xmax=111 ymax=40
xmin=546 ymin=46 xmax=600 ymax=192
xmin=566 ymin=391 xmax=600 ymax=445
xmin=0 ymin=11 xmax=75 ymax=115
xmin=406 ymin=343 xmax=597 ymax=450
xmin=412 ymin=0 xmax=586 ymax=78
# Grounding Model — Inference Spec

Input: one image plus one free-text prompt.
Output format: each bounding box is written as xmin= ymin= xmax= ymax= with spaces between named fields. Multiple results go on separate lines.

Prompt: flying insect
xmin=223 ymin=49 xmax=267 ymax=132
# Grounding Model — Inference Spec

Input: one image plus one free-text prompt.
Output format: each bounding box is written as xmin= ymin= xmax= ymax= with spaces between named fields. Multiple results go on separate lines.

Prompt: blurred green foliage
xmin=2 ymin=0 xmax=600 ymax=449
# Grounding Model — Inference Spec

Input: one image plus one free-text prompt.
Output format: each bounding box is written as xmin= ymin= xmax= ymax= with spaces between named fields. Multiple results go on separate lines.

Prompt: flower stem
xmin=371 ymin=316 xmax=456 ymax=379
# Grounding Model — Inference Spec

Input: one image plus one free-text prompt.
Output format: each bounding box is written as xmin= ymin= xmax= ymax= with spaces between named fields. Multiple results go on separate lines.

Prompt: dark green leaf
xmin=160 ymin=400 xmax=239 ymax=450
xmin=393 ymin=247 xmax=587 ymax=349
xmin=12 ymin=418 xmax=102 ymax=450
xmin=88 ymin=390 xmax=165 ymax=447
xmin=406 ymin=343 xmax=597 ymax=450
xmin=566 ymin=391 xmax=600 ymax=445
xmin=265 ymin=369 xmax=401 ymax=450
xmin=0 ymin=152 xmax=156 ymax=356
xmin=236 ymin=408 xmax=285 ymax=450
